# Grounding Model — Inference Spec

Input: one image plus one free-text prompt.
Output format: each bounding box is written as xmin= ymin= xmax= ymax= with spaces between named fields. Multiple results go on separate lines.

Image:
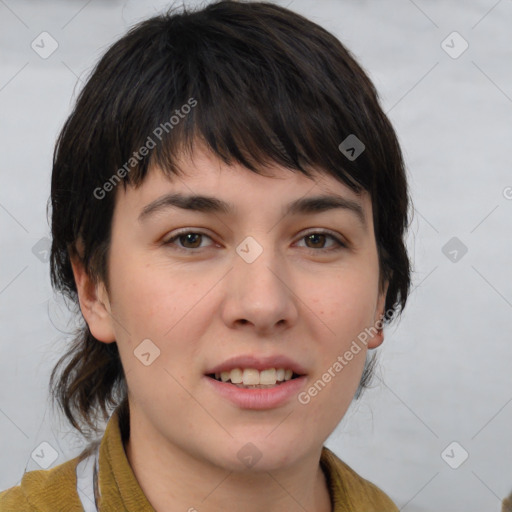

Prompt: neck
xmin=123 ymin=410 xmax=332 ymax=512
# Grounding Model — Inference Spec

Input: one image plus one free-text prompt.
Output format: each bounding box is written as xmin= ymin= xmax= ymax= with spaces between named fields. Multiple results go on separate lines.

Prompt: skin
xmin=72 ymin=143 xmax=388 ymax=512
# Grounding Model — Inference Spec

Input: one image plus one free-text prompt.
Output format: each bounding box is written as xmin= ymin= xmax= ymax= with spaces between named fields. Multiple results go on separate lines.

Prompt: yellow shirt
xmin=0 ymin=407 xmax=399 ymax=511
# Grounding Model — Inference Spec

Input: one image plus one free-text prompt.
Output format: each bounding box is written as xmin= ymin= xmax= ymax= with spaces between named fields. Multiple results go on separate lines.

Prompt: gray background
xmin=1 ymin=0 xmax=511 ymax=510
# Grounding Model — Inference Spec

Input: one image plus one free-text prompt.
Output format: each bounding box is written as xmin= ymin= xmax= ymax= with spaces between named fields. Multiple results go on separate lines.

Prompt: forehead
xmin=117 ymin=143 xmax=373 ymax=226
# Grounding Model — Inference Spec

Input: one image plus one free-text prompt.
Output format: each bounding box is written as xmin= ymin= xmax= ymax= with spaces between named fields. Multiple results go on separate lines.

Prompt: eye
xmin=296 ymin=230 xmax=346 ymax=253
xmin=163 ymin=230 xmax=214 ymax=251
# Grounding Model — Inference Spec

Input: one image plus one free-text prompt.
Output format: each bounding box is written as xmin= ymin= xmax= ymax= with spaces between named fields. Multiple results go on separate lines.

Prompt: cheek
xmin=107 ymin=258 xmax=203 ymax=399
xmin=313 ymin=273 xmax=378 ymax=335
xmin=307 ymin=271 xmax=378 ymax=404
xmin=107 ymin=253 xmax=212 ymax=366
xmin=108 ymin=252 xmax=184 ymax=329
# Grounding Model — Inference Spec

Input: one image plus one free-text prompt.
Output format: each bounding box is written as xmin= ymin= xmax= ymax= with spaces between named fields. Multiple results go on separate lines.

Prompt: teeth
xmin=258 ymin=368 xmax=276 ymax=385
xmin=229 ymin=368 xmax=243 ymax=384
xmin=243 ymin=368 xmax=261 ymax=385
xmin=214 ymin=368 xmax=296 ymax=385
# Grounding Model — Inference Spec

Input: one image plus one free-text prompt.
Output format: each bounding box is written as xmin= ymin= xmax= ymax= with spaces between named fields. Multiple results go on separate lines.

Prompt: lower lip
xmin=204 ymin=375 xmax=307 ymax=410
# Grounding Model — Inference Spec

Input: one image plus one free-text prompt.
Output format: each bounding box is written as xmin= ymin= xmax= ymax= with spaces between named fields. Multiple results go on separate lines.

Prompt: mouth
xmin=204 ymin=363 xmax=308 ymax=409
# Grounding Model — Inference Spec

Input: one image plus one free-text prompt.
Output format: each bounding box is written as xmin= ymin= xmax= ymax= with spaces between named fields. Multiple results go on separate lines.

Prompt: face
xmin=76 ymin=143 xmax=387 ymax=473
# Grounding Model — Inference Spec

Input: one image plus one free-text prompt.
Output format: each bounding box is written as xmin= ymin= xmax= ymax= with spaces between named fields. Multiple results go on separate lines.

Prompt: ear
xmin=367 ymin=280 xmax=390 ymax=349
xmin=70 ymin=255 xmax=116 ymax=344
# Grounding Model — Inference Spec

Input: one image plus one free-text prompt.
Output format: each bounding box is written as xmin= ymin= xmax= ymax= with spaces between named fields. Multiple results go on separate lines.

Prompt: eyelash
xmin=162 ymin=229 xmax=347 ymax=254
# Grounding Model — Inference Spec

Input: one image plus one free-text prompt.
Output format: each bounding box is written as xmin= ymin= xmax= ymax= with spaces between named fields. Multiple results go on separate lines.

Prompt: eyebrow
xmin=138 ymin=192 xmax=366 ymax=227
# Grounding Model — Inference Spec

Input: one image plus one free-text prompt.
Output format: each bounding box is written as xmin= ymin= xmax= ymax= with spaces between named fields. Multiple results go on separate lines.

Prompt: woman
xmin=0 ymin=1 xmax=411 ymax=510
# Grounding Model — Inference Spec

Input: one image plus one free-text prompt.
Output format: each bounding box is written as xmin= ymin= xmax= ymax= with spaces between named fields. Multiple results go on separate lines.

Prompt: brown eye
xmin=304 ymin=233 xmax=327 ymax=249
xmin=178 ymin=233 xmax=203 ymax=249
xmin=164 ymin=230 xmax=213 ymax=251
xmin=297 ymin=231 xmax=346 ymax=252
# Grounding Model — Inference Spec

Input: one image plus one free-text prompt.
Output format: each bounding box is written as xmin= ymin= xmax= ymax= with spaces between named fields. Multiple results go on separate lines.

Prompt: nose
xmin=220 ymin=239 xmax=299 ymax=335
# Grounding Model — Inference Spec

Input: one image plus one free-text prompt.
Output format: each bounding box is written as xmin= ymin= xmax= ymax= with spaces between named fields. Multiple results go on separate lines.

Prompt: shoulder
xmin=503 ymin=491 xmax=512 ymax=512
xmin=321 ymin=446 xmax=399 ymax=511
xmin=0 ymin=455 xmax=84 ymax=512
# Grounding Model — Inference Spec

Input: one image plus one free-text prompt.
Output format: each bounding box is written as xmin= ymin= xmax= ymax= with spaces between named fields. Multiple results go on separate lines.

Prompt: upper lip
xmin=205 ymin=354 xmax=308 ymax=376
